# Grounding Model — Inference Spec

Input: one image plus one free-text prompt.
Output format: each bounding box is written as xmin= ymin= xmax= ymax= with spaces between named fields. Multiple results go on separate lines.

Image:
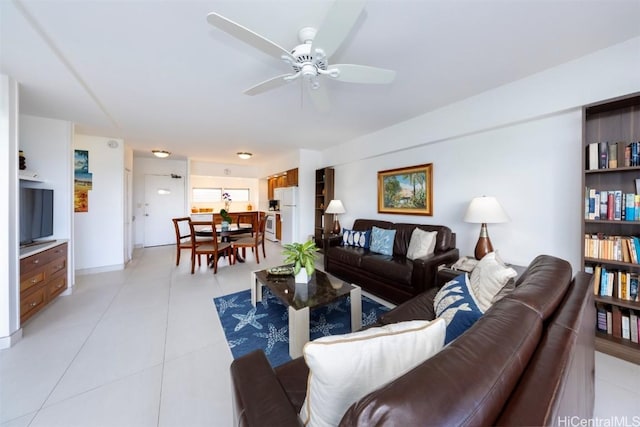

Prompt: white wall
xmin=132 ymin=157 xmax=188 ymax=247
xmin=323 ymin=36 xmax=640 ymax=272
xmin=20 ymin=116 xmax=73 ymax=244
xmin=0 ymin=75 xmax=20 ymax=348
xmin=73 ymin=134 xmax=124 ymax=272
xmin=333 ymin=111 xmax=582 ymax=267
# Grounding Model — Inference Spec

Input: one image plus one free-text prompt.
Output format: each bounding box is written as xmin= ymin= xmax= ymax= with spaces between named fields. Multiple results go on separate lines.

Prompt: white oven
xmin=265 ymin=213 xmax=278 ymax=241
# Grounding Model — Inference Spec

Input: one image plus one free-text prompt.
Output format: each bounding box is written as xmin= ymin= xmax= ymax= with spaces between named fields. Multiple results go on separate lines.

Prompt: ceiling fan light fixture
xmin=152 ymin=150 xmax=170 ymax=158
xmin=237 ymin=152 xmax=252 ymax=160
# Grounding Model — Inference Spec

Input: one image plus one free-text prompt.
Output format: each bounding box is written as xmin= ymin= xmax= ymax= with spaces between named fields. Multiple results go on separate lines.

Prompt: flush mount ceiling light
xmin=237 ymin=152 xmax=252 ymax=160
xmin=152 ymin=150 xmax=170 ymax=158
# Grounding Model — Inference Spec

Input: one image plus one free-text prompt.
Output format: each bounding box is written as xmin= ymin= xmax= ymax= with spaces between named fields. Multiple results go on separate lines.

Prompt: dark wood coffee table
xmin=251 ymin=267 xmax=362 ymax=358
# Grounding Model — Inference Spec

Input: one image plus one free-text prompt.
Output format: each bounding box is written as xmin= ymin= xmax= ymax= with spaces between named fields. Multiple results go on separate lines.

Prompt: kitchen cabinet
xmin=286 ymin=168 xmax=298 ymax=186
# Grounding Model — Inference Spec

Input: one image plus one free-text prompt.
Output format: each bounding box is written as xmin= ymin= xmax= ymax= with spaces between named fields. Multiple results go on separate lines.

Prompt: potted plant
xmin=282 ymin=240 xmax=318 ymax=283
xmin=219 ymin=208 xmax=233 ymax=230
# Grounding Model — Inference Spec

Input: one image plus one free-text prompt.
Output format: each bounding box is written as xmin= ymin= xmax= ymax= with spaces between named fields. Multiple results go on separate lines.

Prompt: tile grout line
xmin=25 ymin=278 xmax=129 ymax=427
xmin=155 ymin=268 xmax=176 ymax=427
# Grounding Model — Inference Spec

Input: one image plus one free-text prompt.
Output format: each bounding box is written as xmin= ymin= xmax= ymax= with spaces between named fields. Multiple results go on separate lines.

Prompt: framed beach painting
xmin=377 ymin=163 xmax=433 ymax=215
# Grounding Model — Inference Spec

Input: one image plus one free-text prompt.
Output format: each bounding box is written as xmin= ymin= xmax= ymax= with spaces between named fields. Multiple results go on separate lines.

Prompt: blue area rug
xmin=214 ymin=287 xmax=390 ymax=367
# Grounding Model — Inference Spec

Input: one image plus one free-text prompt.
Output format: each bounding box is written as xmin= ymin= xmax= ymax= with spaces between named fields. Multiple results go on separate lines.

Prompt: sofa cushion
xmin=470 ymin=252 xmax=518 ymax=312
xmin=370 ymin=226 xmax=396 ymax=256
xmin=341 ymin=228 xmax=371 ymax=249
xmin=434 ymin=274 xmax=484 ymax=344
xmin=360 ymin=255 xmax=413 ymax=286
xmin=329 ymin=246 xmax=366 ymax=268
xmin=406 ymin=228 xmax=438 ymax=260
xmin=299 ymin=318 xmax=446 ymax=427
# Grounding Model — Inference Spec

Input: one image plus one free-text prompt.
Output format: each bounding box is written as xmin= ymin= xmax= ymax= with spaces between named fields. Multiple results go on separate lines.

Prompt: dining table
xmin=192 ymin=221 xmax=254 ymax=263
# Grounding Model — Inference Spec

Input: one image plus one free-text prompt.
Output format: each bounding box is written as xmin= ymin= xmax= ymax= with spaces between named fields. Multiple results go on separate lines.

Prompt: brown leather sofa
xmin=229 ymin=255 xmax=595 ymax=426
xmin=323 ymin=219 xmax=459 ymax=304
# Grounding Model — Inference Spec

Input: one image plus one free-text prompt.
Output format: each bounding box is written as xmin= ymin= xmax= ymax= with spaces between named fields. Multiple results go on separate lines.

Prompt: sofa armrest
xmin=230 ymin=350 xmax=302 ymax=427
xmin=410 ymin=248 xmax=460 ymax=294
xmin=323 ymin=234 xmax=343 ymax=269
xmin=378 ymin=287 xmax=438 ymax=325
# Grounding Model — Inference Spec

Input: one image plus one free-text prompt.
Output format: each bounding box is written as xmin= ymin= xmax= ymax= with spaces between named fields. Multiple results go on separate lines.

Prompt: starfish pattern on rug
xmin=214 ymin=288 xmax=390 ymax=367
xmin=363 ymin=308 xmax=380 ymax=326
xmin=232 ymin=307 xmax=268 ymax=332
xmin=216 ymin=296 xmax=243 ymax=316
xmin=254 ymin=323 xmax=289 ymax=354
xmin=325 ymin=299 xmax=347 ymax=314
xmin=228 ymin=337 xmax=248 ymax=348
xmin=310 ymin=314 xmax=344 ymax=336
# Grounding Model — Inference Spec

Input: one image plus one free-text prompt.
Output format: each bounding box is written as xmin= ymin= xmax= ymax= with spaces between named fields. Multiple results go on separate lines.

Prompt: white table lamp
xmin=464 ymin=196 xmax=509 ymax=260
xmin=325 ymin=200 xmax=346 ymax=235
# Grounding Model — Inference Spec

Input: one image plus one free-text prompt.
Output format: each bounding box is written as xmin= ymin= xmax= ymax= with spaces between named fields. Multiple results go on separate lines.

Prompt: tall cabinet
xmin=582 ymin=93 xmax=640 ymax=365
xmin=314 ymin=168 xmax=334 ymax=249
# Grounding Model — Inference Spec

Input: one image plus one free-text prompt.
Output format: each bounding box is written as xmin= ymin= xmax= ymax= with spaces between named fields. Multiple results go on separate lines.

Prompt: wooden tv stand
xmin=19 ymin=240 xmax=68 ymax=323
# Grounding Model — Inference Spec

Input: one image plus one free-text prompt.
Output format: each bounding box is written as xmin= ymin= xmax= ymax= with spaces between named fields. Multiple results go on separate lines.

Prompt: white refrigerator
xmin=277 ymin=187 xmax=298 ymax=245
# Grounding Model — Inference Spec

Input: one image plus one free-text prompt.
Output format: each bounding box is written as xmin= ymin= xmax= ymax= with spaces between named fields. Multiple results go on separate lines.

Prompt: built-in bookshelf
xmin=314 ymin=168 xmax=334 ymax=250
xmin=582 ymin=93 xmax=640 ymax=365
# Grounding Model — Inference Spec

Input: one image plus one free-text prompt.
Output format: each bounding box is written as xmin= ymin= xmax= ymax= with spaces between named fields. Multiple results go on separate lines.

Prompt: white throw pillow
xmin=299 ymin=318 xmax=446 ymax=427
xmin=470 ymin=252 xmax=517 ymax=312
xmin=406 ymin=228 xmax=438 ymax=260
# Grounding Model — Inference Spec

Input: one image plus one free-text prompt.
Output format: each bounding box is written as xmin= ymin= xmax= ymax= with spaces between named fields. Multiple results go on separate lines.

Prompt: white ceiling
xmin=2 ymin=0 xmax=639 ymax=167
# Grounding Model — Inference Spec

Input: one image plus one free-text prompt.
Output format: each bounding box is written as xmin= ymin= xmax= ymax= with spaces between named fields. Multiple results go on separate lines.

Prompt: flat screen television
xmin=20 ymin=188 xmax=54 ymax=247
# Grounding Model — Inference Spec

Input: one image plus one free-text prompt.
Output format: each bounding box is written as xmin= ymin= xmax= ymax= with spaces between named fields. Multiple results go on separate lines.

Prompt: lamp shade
xmin=325 ymin=200 xmax=346 ymax=214
xmin=463 ymin=196 xmax=509 ymax=224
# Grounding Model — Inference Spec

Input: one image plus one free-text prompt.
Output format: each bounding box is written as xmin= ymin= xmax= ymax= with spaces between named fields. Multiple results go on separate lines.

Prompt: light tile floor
xmin=1 ymin=242 xmax=638 ymax=426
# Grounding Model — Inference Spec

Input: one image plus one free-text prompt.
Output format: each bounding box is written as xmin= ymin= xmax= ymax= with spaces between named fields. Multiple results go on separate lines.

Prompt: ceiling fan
xmin=206 ymin=0 xmax=396 ymax=110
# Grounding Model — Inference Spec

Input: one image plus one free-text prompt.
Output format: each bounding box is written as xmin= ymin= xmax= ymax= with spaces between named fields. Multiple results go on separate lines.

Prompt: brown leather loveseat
xmin=229 ymin=255 xmax=595 ymax=426
xmin=324 ymin=219 xmax=459 ymax=304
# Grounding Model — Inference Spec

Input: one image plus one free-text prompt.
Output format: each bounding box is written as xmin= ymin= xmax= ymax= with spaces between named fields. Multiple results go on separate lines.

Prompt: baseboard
xmin=0 ymin=327 xmax=23 ymax=349
xmin=75 ymin=263 xmax=124 ymax=276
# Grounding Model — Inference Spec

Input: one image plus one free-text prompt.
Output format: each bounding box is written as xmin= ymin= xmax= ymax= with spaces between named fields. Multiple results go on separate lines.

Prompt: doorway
xmin=143 ymin=174 xmax=185 ymax=247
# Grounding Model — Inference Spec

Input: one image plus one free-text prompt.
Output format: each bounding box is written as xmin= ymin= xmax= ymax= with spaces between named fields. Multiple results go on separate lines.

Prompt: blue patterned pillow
xmin=341 ymin=228 xmax=371 ymax=249
xmin=433 ymin=274 xmax=484 ymax=344
xmin=369 ymin=226 xmax=396 ymax=256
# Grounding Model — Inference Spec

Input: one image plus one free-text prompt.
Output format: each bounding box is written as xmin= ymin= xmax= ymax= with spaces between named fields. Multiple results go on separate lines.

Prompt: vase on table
xmin=295 ymin=269 xmax=310 ymax=284
xmin=221 ymin=221 xmax=230 ymax=231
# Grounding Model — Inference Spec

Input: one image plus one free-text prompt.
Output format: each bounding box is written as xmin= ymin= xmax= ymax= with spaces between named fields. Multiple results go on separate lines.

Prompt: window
xmin=192 ymin=188 xmax=221 ymax=203
xmin=224 ymin=189 xmax=250 ymax=202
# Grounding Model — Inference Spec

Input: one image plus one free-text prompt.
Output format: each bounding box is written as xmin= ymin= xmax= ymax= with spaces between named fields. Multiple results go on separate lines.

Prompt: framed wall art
xmin=377 ymin=163 xmax=433 ymax=215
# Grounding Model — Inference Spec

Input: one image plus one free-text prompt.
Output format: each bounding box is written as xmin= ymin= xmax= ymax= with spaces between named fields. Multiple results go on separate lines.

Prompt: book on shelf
xmin=596 ymin=304 xmax=640 ymax=343
xmin=590 ymin=263 xmax=640 ymax=301
xmin=584 ymin=188 xmax=640 ymax=221
xmin=631 ymin=312 xmax=639 ymax=343
xmin=608 ymin=143 xmax=618 ymax=168
xmin=622 ymin=312 xmax=630 ymax=340
xmin=612 ymin=306 xmax=622 ymax=338
xmin=586 ymin=141 xmax=640 ymax=170
xmin=588 ymin=142 xmax=599 ymax=170
xmin=596 ymin=304 xmax=607 ymax=332
xmin=599 ymin=142 xmax=609 ymax=169
xmin=631 ymin=142 xmax=640 ymax=167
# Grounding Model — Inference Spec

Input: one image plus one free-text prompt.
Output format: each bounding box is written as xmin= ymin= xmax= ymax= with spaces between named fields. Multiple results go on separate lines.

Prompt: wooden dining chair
xmin=172 ymin=217 xmax=212 ymax=266
xmin=232 ymin=216 xmax=266 ymax=264
xmin=188 ymin=218 xmax=234 ymax=274
xmin=232 ymin=213 xmax=255 ymax=240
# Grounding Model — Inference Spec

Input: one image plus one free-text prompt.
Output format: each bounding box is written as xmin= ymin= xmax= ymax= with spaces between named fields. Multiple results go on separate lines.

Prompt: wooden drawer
xmin=20 ymin=269 xmax=46 ymax=292
xmin=47 ymin=274 xmax=67 ymax=300
xmin=21 ymin=287 xmax=46 ymax=322
xmin=19 ymin=242 xmax=68 ymax=324
xmin=47 ymin=257 xmax=66 ymax=276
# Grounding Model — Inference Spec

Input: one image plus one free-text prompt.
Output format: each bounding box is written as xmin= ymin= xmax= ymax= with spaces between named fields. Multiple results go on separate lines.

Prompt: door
xmin=124 ymin=169 xmax=132 ymax=262
xmin=143 ymin=174 xmax=185 ymax=247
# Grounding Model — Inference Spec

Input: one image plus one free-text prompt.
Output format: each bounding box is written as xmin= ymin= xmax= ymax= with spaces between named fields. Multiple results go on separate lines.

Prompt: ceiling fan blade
xmin=330 ymin=64 xmax=396 ymax=84
xmin=207 ymin=12 xmax=294 ymax=62
xmin=244 ymin=74 xmax=293 ymax=96
xmin=311 ymin=0 xmax=366 ymax=59
xmin=307 ymin=83 xmax=330 ymax=112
